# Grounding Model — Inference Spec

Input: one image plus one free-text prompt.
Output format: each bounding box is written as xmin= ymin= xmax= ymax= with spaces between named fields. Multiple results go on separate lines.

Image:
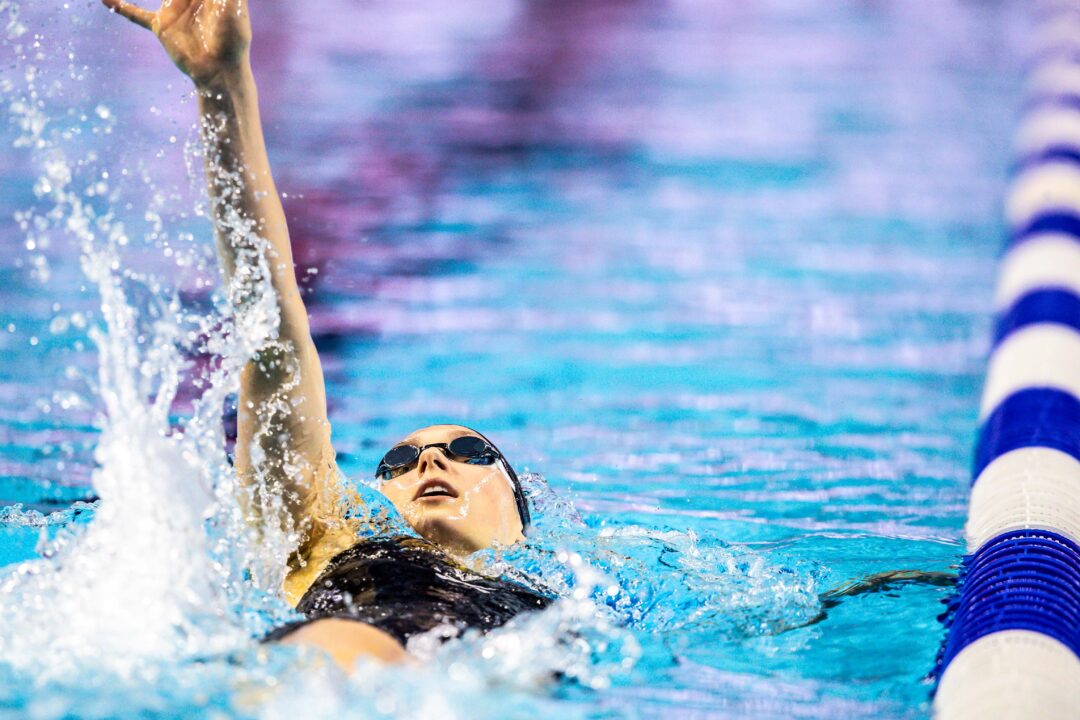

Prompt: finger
xmin=100 ymin=0 xmax=155 ymax=30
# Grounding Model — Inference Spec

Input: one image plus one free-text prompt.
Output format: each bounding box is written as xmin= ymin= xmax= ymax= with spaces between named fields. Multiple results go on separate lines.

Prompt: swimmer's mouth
xmin=414 ymin=480 xmax=458 ymax=500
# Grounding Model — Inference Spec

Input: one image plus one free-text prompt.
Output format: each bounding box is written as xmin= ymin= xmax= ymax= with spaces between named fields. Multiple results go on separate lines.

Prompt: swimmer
xmin=101 ymin=0 xmax=549 ymax=670
xmin=100 ymin=0 xmax=956 ymax=673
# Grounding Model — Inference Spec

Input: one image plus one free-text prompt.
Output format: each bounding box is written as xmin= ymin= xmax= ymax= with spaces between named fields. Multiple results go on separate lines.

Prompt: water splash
xmin=0 ymin=0 xmax=829 ymax=714
xmin=0 ymin=173 xmax=257 ymax=679
xmin=489 ymin=472 xmax=824 ymax=639
xmin=0 ymin=501 xmax=97 ymax=528
xmin=0 ymin=0 xmax=294 ymax=681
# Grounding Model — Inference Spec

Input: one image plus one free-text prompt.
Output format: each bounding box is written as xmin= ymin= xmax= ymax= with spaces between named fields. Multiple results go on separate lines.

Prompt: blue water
xmin=0 ymin=0 xmax=1028 ymax=717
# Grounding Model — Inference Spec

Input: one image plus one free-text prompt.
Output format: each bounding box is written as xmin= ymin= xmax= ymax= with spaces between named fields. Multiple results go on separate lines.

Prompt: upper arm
xmin=234 ymin=288 xmax=358 ymax=601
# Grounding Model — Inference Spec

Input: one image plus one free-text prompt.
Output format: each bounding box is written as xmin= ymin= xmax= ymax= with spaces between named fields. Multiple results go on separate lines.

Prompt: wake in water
xmin=0 ymin=1 xmax=825 ymax=716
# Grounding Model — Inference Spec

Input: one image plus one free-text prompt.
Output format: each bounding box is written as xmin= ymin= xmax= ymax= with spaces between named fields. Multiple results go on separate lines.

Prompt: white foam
xmin=0 ymin=54 xmax=295 ymax=678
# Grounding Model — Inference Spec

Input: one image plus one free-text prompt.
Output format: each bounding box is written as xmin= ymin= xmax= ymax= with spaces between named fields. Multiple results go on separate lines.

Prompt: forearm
xmin=196 ymin=61 xmax=308 ymax=342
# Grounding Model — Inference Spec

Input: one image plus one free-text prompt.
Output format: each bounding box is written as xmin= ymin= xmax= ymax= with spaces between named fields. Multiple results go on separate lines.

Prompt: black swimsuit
xmin=268 ymin=536 xmax=553 ymax=646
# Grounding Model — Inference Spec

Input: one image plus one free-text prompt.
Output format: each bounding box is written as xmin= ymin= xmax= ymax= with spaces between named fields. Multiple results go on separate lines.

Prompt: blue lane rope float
xmin=1015 ymin=145 xmax=1080 ymax=170
xmin=935 ymin=530 xmax=1080 ymax=669
xmin=933 ymin=3 xmax=1080 ymax=717
xmin=973 ymin=388 xmax=1080 ymax=478
xmin=993 ymin=288 xmax=1080 ymax=344
xmin=1010 ymin=211 xmax=1080 ymax=248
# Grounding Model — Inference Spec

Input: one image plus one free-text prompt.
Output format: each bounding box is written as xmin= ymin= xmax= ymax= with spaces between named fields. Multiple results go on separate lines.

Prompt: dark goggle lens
xmin=448 ymin=436 xmax=495 ymax=462
xmin=376 ymin=436 xmax=497 ymax=479
xmin=378 ymin=444 xmax=420 ymax=478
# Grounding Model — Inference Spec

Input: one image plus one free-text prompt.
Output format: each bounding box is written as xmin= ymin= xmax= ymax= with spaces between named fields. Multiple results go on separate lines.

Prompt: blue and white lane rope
xmin=932 ymin=5 xmax=1080 ymax=717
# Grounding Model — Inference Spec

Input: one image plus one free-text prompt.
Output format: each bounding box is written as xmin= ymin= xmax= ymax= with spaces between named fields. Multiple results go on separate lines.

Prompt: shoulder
xmin=283 ymin=522 xmax=360 ymax=607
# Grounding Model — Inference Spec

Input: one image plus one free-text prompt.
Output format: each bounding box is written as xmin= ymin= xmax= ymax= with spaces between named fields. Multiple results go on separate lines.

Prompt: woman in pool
xmin=101 ymin=0 xmax=551 ymax=669
xmin=101 ymin=0 xmax=957 ymax=674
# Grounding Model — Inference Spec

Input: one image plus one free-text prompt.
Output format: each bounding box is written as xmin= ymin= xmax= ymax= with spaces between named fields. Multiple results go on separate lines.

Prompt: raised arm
xmin=101 ymin=0 xmax=356 ymax=603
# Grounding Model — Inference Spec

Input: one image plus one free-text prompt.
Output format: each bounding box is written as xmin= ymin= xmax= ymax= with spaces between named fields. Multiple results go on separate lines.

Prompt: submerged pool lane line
xmin=932 ymin=5 xmax=1080 ymax=717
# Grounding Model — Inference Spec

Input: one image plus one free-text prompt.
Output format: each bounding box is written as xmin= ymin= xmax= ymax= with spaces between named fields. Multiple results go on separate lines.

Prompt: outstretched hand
xmin=101 ymin=0 xmax=251 ymax=88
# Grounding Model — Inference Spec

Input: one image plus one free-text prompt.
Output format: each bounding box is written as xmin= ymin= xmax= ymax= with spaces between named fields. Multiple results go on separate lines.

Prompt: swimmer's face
xmin=377 ymin=424 xmax=525 ymax=555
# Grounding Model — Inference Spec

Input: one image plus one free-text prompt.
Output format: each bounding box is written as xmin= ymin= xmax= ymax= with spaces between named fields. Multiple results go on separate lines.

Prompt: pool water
xmin=0 ymin=0 xmax=1027 ymax=717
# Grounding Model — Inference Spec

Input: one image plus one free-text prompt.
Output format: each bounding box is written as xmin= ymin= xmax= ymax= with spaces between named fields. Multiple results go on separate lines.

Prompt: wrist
xmin=194 ymin=58 xmax=255 ymax=98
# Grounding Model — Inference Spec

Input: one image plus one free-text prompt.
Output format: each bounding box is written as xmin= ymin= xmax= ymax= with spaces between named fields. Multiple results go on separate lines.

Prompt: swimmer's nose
xmin=417 ymin=446 xmax=449 ymax=477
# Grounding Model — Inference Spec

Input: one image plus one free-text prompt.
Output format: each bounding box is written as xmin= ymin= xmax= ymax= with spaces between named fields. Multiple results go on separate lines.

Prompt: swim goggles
xmin=376 ymin=435 xmax=499 ymax=480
